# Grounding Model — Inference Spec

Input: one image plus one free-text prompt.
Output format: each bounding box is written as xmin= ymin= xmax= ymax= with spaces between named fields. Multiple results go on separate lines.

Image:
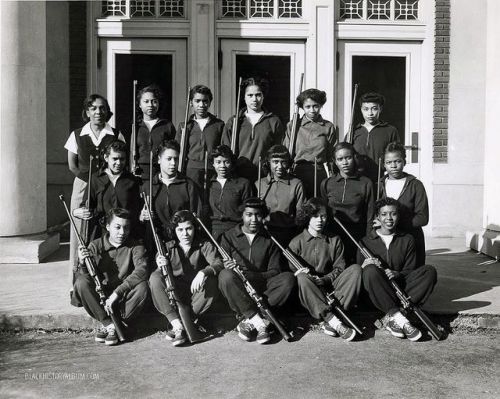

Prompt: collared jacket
xmin=135 ymin=119 xmax=176 ymax=167
xmin=288 ymin=229 xmax=346 ymax=284
xmin=162 ymin=239 xmax=224 ymax=280
xmin=257 ymin=174 xmax=305 ymax=229
xmin=82 ymin=234 xmax=149 ymax=298
xmin=222 ymin=108 xmax=285 ymax=179
xmin=220 ymin=224 xmax=282 ymax=283
xmin=207 ymin=175 xmax=253 ymax=223
xmin=320 ymin=172 xmax=375 ymax=234
xmin=356 ymin=229 xmax=417 ymax=278
xmin=283 ymin=115 xmax=338 ymax=163
xmin=352 ymin=121 xmax=399 ymax=182
xmin=176 ymin=113 xmax=224 ymax=170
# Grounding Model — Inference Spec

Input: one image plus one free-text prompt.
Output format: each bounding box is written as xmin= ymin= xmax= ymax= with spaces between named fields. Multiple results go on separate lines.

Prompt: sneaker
xmin=172 ymin=329 xmax=186 ymax=347
xmin=105 ymin=329 xmax=119 ymax=346
xmin=385 ymin=317 xmax=405 ymax=338
xmin=237 ymin=320 xmax=254 ymax=342
xmin=256 ymin=325 xmax=271 ymax=344
xmin=335 ymin=323 xmax=356 ymax=342
xmin=165 ymin=329 xmax=175 ymax=341
xmin=321 ymin=323 xmax=339 ymax=337
xmin=95 ymin=327 xmax=108 ymax=343
xmin=402 ymin=323 xmax=422 ymax=342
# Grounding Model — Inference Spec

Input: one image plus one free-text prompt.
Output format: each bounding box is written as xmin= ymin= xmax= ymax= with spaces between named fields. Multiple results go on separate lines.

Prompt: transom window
xmin=339 ymin=0 xmax=419 ymax=21
xmin=220 ymin=0 xmax=302 ymax=19
xmin=101 ymin=0 xmax=185 ymax=18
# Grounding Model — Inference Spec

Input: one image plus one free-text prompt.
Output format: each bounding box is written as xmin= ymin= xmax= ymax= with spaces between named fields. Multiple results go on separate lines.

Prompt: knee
xmin=218 ymin=269 xmax=239 ymax=288
xmin=421 ymin=265 xmax=437 ymax=285
xmin=148 ymin=269 xmax=164 ymax=289
xmin=73 ymin=274 xmax=93 ymax=293
xmin=279 ymin=272 xmax=297 ymax=291
xmin=362 ymin=264 xmax=381 ymax=280
xmin=345 ymin=264 xmax=362 ymax=279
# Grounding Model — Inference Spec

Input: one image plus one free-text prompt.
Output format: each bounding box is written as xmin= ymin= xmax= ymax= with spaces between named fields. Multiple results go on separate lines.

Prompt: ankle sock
xmin=249 ymin=314 xmax=266 ymax=330
xmin=327 ymin=316 xmax=342 ymax=330
xmin=171 ymin=318 xmax=183 ymax=332
xmin=392 ymin=311 xmax=409 ymax=328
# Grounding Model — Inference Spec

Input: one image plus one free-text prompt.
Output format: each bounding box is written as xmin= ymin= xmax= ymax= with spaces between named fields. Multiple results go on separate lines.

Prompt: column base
xmin=466 ymin=229 xmax=500 ymax=260
xmin=0 ymin=233 xmax=60 ymax=264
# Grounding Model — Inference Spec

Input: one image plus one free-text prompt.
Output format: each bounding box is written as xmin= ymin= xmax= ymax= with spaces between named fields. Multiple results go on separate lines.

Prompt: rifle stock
xmin=178 ymin=86 xmax=192 ymax=174
xmin=333 ymin=216 xmax=442 ymax=340
xmin=288 ymin=73 xmax=304 ymax=158
xmin=59 ymin=195 xmax=126 ymax=342
xmin=230 ymin=77 xmax=243 ymax=154
xmin=345 ymin=83 xmax=358 ymax=144
xmin=192 ymin=213 xmax=291 ymax=341
xmin=141 ymin=192 xmax=205 ymax=343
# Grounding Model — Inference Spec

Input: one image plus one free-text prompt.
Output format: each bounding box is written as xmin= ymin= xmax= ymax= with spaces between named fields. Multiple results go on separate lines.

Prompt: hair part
xmin=297 ymin=89 xmax=327 ymax=108
xmin=359 ymin=92 xmax=385 ymax=107
xmin=82 ymin=94 xmax=113 ymax=123
xmin=106 ymin=207 xmax=131 ymax=224
xmin=190 ymin=85 xmax=213 ymax=102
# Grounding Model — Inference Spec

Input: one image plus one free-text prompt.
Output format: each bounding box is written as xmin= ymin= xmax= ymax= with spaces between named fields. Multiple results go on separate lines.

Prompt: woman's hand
xmin=73 ymin=207 xmax=93 ymax=220
xmin=190 ymin=271 xmax=207 ymax=294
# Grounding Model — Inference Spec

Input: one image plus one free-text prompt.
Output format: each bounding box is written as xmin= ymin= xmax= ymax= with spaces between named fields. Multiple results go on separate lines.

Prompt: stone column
xmin=0 ymin=1 xmax=59 ymax=262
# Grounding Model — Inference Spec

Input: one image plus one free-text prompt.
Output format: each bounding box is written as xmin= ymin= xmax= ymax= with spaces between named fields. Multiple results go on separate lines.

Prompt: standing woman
xmin=222 ymin=77 xmax=285 ymax=183
xmin=320 ymin=142 xmax=375 ymax=264
xmin=283 ymin=89 xmax=338 ymax=199
xmin=64 ymin=94 xmax=125 ymax=291
xmin=176 ymin=85 xmax=225 ymax=189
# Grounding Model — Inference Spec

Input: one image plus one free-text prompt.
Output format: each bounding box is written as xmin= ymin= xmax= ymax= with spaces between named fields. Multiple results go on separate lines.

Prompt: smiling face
xmin=191 ymin=92 xmax=211 ymax=119
xmin=302 ymin=98 xmax=322 ymax=121
xmin=335 ymin=148 xmax=355 ymax=177
xmin=384 ymin=151 xmax=406 ymax=179
xmin=175 ymin=221 xmax=195 ymax=247
xmin=213 ymin=155 xmax=232 ymax=179
xmin=139 ymin=92 xmax=159 ymax=121
xmin=242 ymin=207 xmax=264 ymax=234
xmin=269 ymin=157 xmax=289 ymax=179
xmin=106 ymin=216 xmax=131 ymax=246
xmin=86 ymin=98 xmax=108 ymax=127
xmin=104 ymin=149 xmax=126 ymax=175
xmin=376 ymin=204 xmax=399 ymax=234
xmin=158 ymin=148 xmax=179 ymax=178
xmin=244 ymin=85 xmax=264 ymax=112
xmin=308 ymin=206 xmax=328 ymax=234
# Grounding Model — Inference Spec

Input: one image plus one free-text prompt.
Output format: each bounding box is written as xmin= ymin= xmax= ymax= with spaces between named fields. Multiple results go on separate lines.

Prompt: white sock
xmin=249 ymin=314 xmax=266 ymax=330
xmin=327 ymin=315 xmax=342 ymax=330
xmin=106 ymin=323 xmax=116 ymax=332
xmin=171 ymin=318 xmax=183 ymax=332
xmin=392 ymin=311 xmax=409 ymax=328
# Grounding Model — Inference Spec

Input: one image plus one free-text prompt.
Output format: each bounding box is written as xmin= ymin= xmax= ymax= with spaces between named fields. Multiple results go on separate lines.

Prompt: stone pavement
xmin=0 ymin=238 xmax=499 ymax=331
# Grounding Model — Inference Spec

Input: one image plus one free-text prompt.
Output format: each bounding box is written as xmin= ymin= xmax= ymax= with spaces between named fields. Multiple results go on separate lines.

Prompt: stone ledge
xmin=0 ymin=233 xmax=60 ymax=264
xmin=466 ymin=229 xmax=500 ymax=260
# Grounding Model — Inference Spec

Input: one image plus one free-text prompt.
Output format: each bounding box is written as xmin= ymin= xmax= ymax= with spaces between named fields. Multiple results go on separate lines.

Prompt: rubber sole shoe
xmin=237 ymin=320 xmax=254 ymax=342
xmin=256 ymin=326 xmax=271 ymax=344
xmin=403 ymin=323 xmax=422 ymax=342
xmin=165 ymin=329 xmax=175 ymax=341
xmin=386 ymin=318 xmax=405 ymax=338
xmin=95 ymin=327 xmax=107 ymax=343
xmin=336 ymin=323 xmax=356 ymax=342
xmin=322 ymin=323 xmax=339 ymax=337
xmin=104 ymin=330 xmax=118 ymax=346
xmin=172 ymin=329 xmax=186 ymax=347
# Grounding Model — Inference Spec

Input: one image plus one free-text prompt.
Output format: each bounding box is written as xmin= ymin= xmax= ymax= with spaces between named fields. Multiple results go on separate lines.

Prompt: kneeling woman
xmin=149 ymin=210 xmax=223 ymax=346
xmin=288 ymin=198 xmax=362 ymax=341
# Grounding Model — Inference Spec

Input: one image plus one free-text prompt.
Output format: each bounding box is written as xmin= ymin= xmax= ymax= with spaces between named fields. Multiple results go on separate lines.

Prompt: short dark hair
xmin=190 ymin=85 xmax=213 ymax=102
xmin=333 ymin=142 xmax=355 ymax=157
xmin=104 ymin=140 xmax=128 ymax=157
xmin=385 ymin=141 xmax=406 ymax=162
xmin=375 ymin=197 xmax=400 ymax=216
xmin=167 ymin=210 xmax=198 ymax=239
xmin=239 ymin=197 xmax=269 ymax=218
xmin=106 ymin=207 xmax=131 ymax=224
xmin=297 ymin=89 xmax=327 ymax=108
xmin=295 ymin=197 xmax=331 ymax=226
xmin=211 ymin=145 xmax=236 ymax=164
xmin=359 ymin=92 xmax=385 ymax=107
xmin=82 ymin=94 xmax=113 ymax=122
xmin=137 ymin=84 xmax=164 ymax=103
xmin=266 ymin=144 xmax=291 ymax=163
xmin=157 ymin=139 xmax=180 ymax=158
xmin=242 ymin=77 xmax=270 ymax=96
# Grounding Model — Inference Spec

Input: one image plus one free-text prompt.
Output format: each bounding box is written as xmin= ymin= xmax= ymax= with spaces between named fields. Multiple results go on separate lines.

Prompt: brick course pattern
xmin=433 ymin=0 xmax=450 ymax=163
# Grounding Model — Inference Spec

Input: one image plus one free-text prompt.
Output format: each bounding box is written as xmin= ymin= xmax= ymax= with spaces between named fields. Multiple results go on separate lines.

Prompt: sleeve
xmin=391 ymin=126 xmax=400 ymax=143
xmin=189 ymin=180 xmax=202 ymax=217
xmin=287 ymin=237 xmax=302 ymax=273
xmin=166 ymin=121 xmax=177 ymax=141
xmin=294 ymin=181 xmax=305 ymax=219
xmin=400 ymin=237 xmax=417 ymax=277
xmin=79 ymin=241 xmax=101 ymax=275
xmin=320 ymin=178 xmax=329 ymax=203
xmin=114 ymin=244 xmax=149 ymax=298
xmin=200 ymin=241 xmax=224 ymax=276
xmin=365 ymin=180 xmax=375 ymax=235
xmin=272 ymin=117 xmax=285 ymax=146
xmin=282 ymin=120 xmax=293 ymax=148
xmin=411 ymin=180 xmax=429 ymax=228
xmin=175 ymin=122 xmax=183 ymax=143
xmin=326 ymin=124 xmax=338 ymax=163
xmin=64 ymin=131 xmax=78 ymax=154
xmin=221 ymin=116 xmax=234 ymax=147
xmin=218 ymin=232 xmax=232 ymax=258
xmin=241 ymin=179 xmax=253 ymax=203
xmin=356 ymin=246 xmax=365 ymax=265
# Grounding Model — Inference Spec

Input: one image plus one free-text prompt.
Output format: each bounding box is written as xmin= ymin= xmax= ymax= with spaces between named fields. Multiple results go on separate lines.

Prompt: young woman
xmin=150 ymin=210 xmax=223 ymax=346
xmin=283 ymin=88 xmax=338 ymax=199
xmin=222 ymin=77 xmax=284 ymax=183
xmin=64 ymin=94 xmax=125 ymax=290
xmin=320 ymin=142 xmax=375 ymax=264
xmin=379 ymin=142 xmax=429 ymax=266
xmin=175 ymin=85 xmax=224 ymax=188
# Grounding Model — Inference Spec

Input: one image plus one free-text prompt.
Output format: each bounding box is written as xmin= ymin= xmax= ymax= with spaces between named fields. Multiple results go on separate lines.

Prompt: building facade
xmin=1 ymin=0 xmax=498 ymax=261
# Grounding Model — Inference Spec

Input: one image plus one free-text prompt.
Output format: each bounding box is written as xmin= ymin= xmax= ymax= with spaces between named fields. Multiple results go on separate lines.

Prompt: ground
xmin=1 ymin=329 xmax=498 ymax=399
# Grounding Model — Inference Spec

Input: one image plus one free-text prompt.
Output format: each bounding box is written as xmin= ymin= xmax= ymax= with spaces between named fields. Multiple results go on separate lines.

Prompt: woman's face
xmin=139 ymin=92 xmax=159 ymax=120
xmin=384 ymin=151 xmax=405 ymax=179
xmin=302 ymin=98 xmax=322 ymax=121
xmin=244 ymin=85 xmax=264 ymax=112
xmin=175 ymin=221 xmax=195 ymax=247
xmin=86 ymin=98 xmax=108 ymax=127
xmin=158 ymin=148 xmax=179 ymax=178
xmin=335 ymin=148 xmax=355 ymax=176
xmin=308 ymin=207 xmax=328 ymax=233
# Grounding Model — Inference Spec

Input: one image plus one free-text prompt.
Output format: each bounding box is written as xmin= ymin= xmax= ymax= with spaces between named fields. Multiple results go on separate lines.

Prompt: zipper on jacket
xmin=342 ymin=178 xmax=347 ymax=203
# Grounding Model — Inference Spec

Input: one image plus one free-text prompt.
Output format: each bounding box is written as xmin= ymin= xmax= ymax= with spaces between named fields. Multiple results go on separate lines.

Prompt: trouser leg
xmin=191 ymin=275 xmax=219 ymax=316
xmin=73 ymin=274 xmax=109 ymax=323
xmin=332 ymin=264 xmax=362 ymax=311
xmin=149 ymin=269 xmax=179 ymax=322
xmin=218 ymin=269 xmax=258 ymax=319
xmin=120 ymin=281 xmax=149 ymax=322
xmin=295 ymin=273 xmax=331 ymax=320
xmin=362 ymin=264 xmax=399 ymax=313
xmin=402 ymin=265 xmax=437 ymax=306
xmin=264 ymin=272 xmax=296 ymax=308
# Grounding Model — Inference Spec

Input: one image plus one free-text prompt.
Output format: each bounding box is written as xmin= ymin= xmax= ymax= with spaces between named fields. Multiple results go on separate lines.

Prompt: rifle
xmin=266 ymin=230 xmax=362 ymax=336
xmin=345 ymin=83 xmax=359 ymax=144
xmin=323 ymin=162 xmax=331 ymax=179
xmin=203 ymin=150 xmax=209 ymax=206
xmin=257 ymin=156 xmax=262 ymax=198
xmin=376 ymin=157 xmax=382 ymax=201
xmin=333 ymin=216 xmax=443 ymax=340
xmin=230 ymin=77 xmax=243 ymax=154
xmin=287 ymin=73 xmax=304 ymax=158
xmin=314 ymin=157 xmax=318 ymax=197
xmin=81 ymin=155 xmax=93 ymax=245
xmin=130 ymin=80 xmax=140 ymax=176
xmin=149 ymin=150 xmax=154 ymax=209
xmin=140 ymin=192 xmax=205 ymax=343
xmin=178 ymin=86 xmax=192 ymax=174
xmin=192 ymin=213 xmax=291 ymax=341
xmin=59 ymin=195 xmax=126 ymax=342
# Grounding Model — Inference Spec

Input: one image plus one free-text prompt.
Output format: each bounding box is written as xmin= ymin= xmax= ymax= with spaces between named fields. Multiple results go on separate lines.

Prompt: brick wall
xmin=433 ymin=0 xmax=450 ymax=163
xmin=69 ymin=1 xmax=87 ymax=130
